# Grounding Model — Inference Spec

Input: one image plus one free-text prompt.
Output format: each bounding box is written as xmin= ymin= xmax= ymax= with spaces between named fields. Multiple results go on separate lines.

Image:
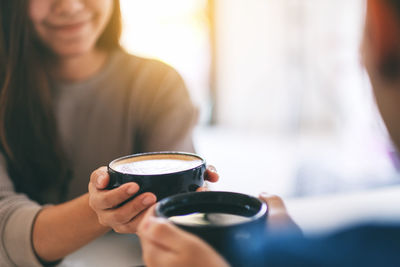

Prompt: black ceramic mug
xmin=155 ymin=191 xmax=268 ymax=265
xmin=107 ymin=152 xmax=206 ymax=200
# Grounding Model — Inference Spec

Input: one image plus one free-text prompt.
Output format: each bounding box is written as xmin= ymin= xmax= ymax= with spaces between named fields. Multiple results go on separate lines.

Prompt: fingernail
xmin=142 ymin=195 xmax=156 ymax=206
xmin=259 ymin=192 xmax=270 ymax=198
xmin=97 ymin=175 xmax=106 ymax=187
xmin=127 ymin=185 xmax=138 ymax=195
xmin=208 ymin=165 xmax=217 ymax=173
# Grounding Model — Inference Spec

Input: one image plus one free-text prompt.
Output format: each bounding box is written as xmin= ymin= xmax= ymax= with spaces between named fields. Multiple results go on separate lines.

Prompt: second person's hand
xmin=138 ymin=206 xmax=229 ymax=267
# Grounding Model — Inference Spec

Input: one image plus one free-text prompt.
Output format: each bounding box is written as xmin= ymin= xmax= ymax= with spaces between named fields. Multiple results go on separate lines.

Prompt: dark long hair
xmin=0 ymin=0 xmax=122 ymax=203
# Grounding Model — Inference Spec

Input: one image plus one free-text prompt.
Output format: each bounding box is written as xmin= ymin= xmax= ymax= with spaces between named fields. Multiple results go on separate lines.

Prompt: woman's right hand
xmin=88 ymin=167 xmax=157 ymax=234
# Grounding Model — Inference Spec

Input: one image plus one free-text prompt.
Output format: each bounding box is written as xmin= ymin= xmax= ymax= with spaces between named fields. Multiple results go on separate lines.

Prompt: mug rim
xmin=155 ymin=191 xmax=268 ymax=229
xmin=108 ymin=151 xmax=206 ymax=177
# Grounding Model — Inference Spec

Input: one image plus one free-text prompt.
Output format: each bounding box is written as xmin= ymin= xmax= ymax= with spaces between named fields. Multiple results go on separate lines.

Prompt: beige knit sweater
xmin=0 ymin=49 xmax=197 ymax=266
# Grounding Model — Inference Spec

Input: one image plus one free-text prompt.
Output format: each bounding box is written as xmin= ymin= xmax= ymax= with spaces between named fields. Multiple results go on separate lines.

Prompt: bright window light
xmin=119 ymin=0 xmax=211 ymax=120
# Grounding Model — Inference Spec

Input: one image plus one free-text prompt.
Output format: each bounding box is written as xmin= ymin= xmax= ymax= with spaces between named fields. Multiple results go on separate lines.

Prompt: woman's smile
xmin=29 ymin=0 xmax=114 ymax=56
xmin=44 ymin=16 xmax=94 ymax=40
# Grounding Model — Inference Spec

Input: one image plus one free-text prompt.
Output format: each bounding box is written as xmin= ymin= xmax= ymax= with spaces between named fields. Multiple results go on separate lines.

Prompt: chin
xmin=50 ymin=41 xmax=96 ymax=58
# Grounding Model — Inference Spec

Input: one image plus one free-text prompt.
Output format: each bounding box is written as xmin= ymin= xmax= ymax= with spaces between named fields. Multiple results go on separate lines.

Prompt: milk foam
xmin=169 ymin=212 xmax=252 ymax=226
xmin=114 ymin=158 xmax=202 ymax=175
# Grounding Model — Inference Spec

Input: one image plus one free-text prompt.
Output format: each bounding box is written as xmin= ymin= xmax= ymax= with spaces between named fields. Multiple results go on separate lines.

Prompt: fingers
xmin=204 ymin=165 xmax=219 ymax=183
xmin=138 ymin=205 xmax=157 ymax=230
xmin=139 ymin=216 xmax=199 ymax=252
xmin=111 ymin=209 xmax=147 ymax=234
xmin=196 ymin=186 xmax=209 ymax=192
xmin=139 ymin=209 xmax=230 ymax=267
xmin=90 ymin=167 xmax=109 ymax=189
xmin=89 ymin=190 xmax=157 ymax=233
xmin=141 ymin=238 xmax=177 ymax=267
xmin=88 ymin=167 xmax=157 ymax=234
xmin=259 ymin=192 xmax=302 ymax=235
xmin=89 ymin=182 xmax=139 ymax=210
xmin=101 ymin=192 xmax=156 ymax=226
xmin=258 ymin=192 xmax=287 ymax=214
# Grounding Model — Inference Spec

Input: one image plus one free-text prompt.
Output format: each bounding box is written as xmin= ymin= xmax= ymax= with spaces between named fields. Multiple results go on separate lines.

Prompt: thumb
xmin=259 ymin=192 xmax=302 ymax=235
xmin=259 ymin=192 xmax=287 ymax=214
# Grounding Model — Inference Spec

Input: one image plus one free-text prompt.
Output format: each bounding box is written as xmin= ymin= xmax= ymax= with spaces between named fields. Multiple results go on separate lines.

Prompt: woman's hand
xmin=138 ymin=206 xmax=229 ymax=267
xmin=88 ymin=165 xmax=219 ymax=233
xmin=204 ymin=165 xmax=219 ymax=182
xmin=88 ymin=167 xmax=157 ymax=234
xmin=197 ymin=165 xmax=219 ymax=192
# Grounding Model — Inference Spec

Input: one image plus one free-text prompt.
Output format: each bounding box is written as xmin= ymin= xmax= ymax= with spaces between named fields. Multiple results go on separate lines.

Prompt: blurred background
xmin=119 ymin=0 xmax=400 ymax=198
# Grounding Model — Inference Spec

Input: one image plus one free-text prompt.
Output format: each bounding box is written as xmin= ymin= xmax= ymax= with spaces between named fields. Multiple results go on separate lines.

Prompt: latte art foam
xmin=114 ymin=158 xmax=203 ymax=175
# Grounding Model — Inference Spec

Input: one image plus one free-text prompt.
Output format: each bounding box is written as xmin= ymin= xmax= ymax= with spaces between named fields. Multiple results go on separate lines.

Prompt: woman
xmin=0 ymin=0 xmax=217 ymax=266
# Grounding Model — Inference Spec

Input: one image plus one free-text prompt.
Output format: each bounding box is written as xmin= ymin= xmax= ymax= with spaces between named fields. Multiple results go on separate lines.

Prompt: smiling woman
xmin=0 ymin=0 xmax=209 ymax=266
xmin=29 ymin=0 xmax=114 ymax=56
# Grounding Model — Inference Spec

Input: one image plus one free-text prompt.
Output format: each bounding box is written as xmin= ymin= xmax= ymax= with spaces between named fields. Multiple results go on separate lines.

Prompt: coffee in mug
xmin=107 ymin=152 xmax=206 ymax=200
xmin=112 ymin=154 xmax=203 ymax=175
xmin=169 ymin=212 xmax=254 ymax=226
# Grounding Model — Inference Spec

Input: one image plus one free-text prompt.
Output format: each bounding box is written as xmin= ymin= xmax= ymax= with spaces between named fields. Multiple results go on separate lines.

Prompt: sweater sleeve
xmin=0 ymin=153 xmax=43 ymax=267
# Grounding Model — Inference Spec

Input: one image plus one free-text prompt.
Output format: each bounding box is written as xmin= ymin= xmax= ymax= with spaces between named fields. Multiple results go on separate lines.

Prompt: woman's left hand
xmin=138 ymin=206 xmax=229 ymax=267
